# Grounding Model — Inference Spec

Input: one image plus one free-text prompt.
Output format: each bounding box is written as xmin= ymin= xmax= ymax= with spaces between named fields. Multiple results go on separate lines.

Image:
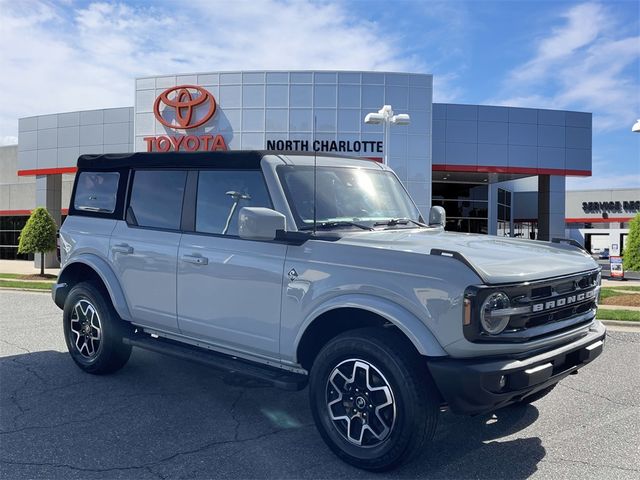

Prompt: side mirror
xmin=238 ymin=207 xmax=286 ymax=241
xmin=429 ymin=206 xmax=446 ymax=228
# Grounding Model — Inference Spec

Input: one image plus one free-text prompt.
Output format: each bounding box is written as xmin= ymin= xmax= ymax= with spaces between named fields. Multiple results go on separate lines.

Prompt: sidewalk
xmin=0 ymin=260 xmax=60 ymax=276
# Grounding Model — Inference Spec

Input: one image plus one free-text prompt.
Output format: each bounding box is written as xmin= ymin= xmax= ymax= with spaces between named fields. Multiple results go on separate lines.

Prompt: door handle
xmin=181 ymin=254 xmax=208 ymax=265
xmin=112 ymin=243 xmax=133 ymax=254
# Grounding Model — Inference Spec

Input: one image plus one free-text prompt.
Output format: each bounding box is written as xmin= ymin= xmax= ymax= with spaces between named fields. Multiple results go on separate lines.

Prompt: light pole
xmin=632 ymin=119 xmax=640 ymax=132
xmin=364 ymin=105 xmax=410 ymax=165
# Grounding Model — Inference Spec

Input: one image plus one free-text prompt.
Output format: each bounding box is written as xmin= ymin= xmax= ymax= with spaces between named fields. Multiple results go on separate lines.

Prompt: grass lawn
xmin=0 ymin=273 xmax=57 ymax=280
xmin=0 ymin=279 xmax=54 ymax=290
xmin=596 ymin=309 xmax=640 ymax=322
xmin=609 ymin=285 xmax=640 ymax=292
xmin=600 ymin=288 xmax=624 ymax=300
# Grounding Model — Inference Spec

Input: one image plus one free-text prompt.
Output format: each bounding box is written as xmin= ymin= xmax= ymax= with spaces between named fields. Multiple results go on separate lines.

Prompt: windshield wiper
xmin=373 ymin=218 xmax=428 ymax=228
xmin=300 ymin=221 xmax=374 ymax=231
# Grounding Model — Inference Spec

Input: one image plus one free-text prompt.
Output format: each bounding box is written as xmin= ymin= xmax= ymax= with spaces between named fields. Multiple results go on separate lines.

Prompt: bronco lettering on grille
xmin=531 ymin=289 xmax=596 ymax=313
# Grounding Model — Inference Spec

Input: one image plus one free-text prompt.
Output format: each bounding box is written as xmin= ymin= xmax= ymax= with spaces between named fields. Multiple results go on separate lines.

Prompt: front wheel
xmin=63 ymin=282 xmax=132 ymax=374
xmin=309 ymin=328 xmax=440 ymax=471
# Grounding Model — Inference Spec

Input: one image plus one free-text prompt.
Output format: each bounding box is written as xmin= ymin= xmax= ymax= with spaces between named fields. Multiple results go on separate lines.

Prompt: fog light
xmin=498 ymin=375 xmax=507 ymax=390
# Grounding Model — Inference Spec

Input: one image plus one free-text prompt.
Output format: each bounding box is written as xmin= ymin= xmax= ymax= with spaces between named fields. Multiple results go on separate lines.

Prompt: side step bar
xmin=123 ymin=334 xmax=308 ymax=391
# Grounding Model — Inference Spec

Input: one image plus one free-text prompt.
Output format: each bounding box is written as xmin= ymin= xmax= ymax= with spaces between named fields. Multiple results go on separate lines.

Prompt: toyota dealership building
xmin=1 ymin=70 xmax=637 ymax=265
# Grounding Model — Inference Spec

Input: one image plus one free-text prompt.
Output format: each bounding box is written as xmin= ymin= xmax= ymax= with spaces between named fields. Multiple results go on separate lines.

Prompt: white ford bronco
xmin=53 ymin=151 xmax=605 ymax=470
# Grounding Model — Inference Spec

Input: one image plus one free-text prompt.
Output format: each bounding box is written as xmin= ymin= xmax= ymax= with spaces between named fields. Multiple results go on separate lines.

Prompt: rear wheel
xmin=63 ymin=282 xmax=131 ymax=374
xmin=309 ymin=328 xmax=439 ymax=471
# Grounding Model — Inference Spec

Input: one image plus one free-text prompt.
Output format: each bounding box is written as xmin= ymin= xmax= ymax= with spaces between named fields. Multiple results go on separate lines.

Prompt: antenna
xmin=313 ymin=115 xmax=317 ymax=235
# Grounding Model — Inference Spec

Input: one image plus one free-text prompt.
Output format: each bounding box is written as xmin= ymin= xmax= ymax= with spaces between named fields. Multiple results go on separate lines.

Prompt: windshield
xmin=277 ymin=165 xmax=422 ymax=229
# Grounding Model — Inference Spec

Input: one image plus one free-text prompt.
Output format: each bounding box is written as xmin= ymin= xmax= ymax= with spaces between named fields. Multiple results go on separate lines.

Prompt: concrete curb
xmin=600 ymin=319 xmax=640 ymax=329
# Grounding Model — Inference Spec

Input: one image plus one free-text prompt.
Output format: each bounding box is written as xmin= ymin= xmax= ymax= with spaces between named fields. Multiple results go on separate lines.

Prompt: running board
xmin=123 ymin=334 xmax=307 ymax=391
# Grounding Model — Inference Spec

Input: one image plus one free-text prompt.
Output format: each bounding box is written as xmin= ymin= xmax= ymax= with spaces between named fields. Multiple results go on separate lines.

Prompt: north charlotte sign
xmin=143 ymin=85 xmax=228 ymax=152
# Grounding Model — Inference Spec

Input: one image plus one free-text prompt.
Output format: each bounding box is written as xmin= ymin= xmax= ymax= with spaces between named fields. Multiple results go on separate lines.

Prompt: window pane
xmin=432 ymin=183 xmax=488 ymax=201
xmin=338 ymin=85 xmax=360 ymax=108
xmin=266 ymin=72 xmax=288 ymax=83
xmin=130 ymin=170 xmax=186 ymax=229
xmin=314 ymin=85 xmax=337 ymax=107
xmin=338 ymin=109 xmax=360 ymax=132
xmin=432 ymin=200 xmax=488 ymax=218
xmin=266 ymin=85 xmax=288 ymax=107
xmin=289 ymin=109 xmax=312 ymax=132
xmin=243 ymin=85 xmax=264 ymax=108
xmin=242 ymin=109 xmax=264 ymax=131
xmin=74 ymin=172 xmax=119 ymax=213
xmin=266 ymin=109 xmax=288 ymax=131
xmin=315 ymin=109 xmax=336 ymax=132
xmin=196 ymin=170 xmax=272 ymax=236
xmin=445 ymin=218 xmax=488 ymax=234
xmin=290 ymin=85 xmax=312 ymax=107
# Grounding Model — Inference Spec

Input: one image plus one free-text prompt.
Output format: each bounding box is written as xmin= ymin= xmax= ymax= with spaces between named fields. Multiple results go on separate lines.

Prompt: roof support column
xmin=35 ymin=174 xmax=61 ymax=269
xmin=537 ymin=175 xmax=566 ymax=241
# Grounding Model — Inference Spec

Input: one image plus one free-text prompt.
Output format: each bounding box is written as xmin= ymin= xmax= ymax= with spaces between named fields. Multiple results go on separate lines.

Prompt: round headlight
xmin=480 ymin=292 xmax=511 ymax=335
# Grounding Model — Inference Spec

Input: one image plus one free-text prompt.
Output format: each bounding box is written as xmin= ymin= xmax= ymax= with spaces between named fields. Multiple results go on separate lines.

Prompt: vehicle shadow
xmin=0 ymin=349 xmax=544 ymax=479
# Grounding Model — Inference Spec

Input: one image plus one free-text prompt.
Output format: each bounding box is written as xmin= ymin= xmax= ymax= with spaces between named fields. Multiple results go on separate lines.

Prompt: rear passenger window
xmin=196 ymin=170 xmax=272 ymax=235
xmin=74 ymin=172 xmax=120 ymax=213
xmin=129 ymin=170 xmax=187 ymax=230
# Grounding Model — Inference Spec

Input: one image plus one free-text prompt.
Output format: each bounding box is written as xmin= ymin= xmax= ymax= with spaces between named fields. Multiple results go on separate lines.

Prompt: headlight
xmin=480 ymin=292 xmax=511 ymax=335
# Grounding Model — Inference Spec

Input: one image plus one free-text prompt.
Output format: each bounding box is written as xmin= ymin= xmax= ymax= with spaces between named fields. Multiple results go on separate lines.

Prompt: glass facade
xmin=0 ymin=216 xmax=32 ymax=260
xmin=432 ymin=182 xmax=488 ymax=234
xmin=135 ymin=71 xmax=434 ymax=213
xmin=497 ymin=188 xmax=512 ymax=236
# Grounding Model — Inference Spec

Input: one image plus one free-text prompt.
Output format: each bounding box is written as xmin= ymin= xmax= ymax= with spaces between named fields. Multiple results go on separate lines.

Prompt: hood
xmin=336 ymin=228 xmax=598 ymax=284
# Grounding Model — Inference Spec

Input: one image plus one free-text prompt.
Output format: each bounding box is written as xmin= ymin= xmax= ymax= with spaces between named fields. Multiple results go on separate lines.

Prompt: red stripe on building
xmin=17 ymin=167 xmax=78 ymax=176
xmin=0 ymin=208 xmax=69 ymax=216
xmin=432 ymin=164 xmax=591 ymax=176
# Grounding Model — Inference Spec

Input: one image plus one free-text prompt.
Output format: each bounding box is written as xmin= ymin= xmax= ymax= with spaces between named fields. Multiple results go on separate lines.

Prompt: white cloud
xmin=0 ymin=0 xmax=422 ymax=144
xmin=489 ymin=2 xmax=640 ymax=133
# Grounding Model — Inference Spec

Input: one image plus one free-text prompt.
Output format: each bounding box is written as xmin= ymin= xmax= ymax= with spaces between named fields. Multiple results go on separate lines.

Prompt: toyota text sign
xmin=144 ymin=85 xmax=227 ymax=152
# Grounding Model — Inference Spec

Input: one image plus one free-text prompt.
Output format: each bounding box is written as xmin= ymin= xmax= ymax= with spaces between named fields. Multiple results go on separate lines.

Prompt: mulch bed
xmin=601 ymin=294 xmax=640 ymax=307
xmin=17 ymin=274 xmax=57 ymax=281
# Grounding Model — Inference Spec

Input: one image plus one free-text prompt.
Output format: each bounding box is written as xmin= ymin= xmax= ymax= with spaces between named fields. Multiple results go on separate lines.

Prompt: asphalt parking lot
xmin=1 ymin=290 xmax=638 ymax=479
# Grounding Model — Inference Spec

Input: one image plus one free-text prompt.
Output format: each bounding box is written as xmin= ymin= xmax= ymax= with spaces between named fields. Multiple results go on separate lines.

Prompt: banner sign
xmin=610 ymin=256 xmax=624 ymax=279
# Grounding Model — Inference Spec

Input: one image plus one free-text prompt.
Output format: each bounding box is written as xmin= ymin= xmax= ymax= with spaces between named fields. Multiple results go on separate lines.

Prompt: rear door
xmin=177 ymin=169 xmax=286 ymax=359
xmin=109 ymin=169 xmax=187 ymax=333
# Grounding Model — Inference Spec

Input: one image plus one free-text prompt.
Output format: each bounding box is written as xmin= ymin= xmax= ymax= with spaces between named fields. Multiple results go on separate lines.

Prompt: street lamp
xmin=632 ymin=119 xmax=640 ymax=132
xmin=364 ymin=105 xmax=411 ymax=164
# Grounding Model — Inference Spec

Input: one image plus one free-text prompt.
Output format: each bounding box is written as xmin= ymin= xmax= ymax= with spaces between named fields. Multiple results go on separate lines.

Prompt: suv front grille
xmin=464 ymin=269 xmax=600 ymax=343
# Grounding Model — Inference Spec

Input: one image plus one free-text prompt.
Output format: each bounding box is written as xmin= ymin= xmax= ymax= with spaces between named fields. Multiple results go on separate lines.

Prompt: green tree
xmin=622 ymin=213 xmax=640 ymax=272
xmin=18 ymin=207 xmax=58 ymax=276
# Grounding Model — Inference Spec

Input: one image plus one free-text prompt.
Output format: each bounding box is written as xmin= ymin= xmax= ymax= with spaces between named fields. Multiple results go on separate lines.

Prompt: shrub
xmin=623 ymin=213 xmax=640 ymax=271
xmin=18 ymin=207 xmax=57 ymax=276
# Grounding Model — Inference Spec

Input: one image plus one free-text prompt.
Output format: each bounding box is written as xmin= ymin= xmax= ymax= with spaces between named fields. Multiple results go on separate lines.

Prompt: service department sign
xmin=144 ymin=85 xmax=227 ymax=152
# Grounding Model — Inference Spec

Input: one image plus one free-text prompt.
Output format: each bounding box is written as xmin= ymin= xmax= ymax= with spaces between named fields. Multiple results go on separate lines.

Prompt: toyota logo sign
xmin=153 ymin=85 xmax=216 ymax=129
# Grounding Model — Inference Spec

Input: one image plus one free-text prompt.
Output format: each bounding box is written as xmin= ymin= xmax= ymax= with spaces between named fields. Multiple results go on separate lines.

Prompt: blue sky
xmin=1 ymin=0 xmax=638 ymax=189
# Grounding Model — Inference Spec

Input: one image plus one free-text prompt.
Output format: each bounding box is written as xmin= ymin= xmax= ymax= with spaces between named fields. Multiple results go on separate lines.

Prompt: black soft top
xmin=77 ymin=151 xmax=265 ymax=170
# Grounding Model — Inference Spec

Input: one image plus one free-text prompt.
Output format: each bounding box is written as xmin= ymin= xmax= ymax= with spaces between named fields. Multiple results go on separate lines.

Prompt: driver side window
xmin=195 ymin=170 xmax=272 ymax=236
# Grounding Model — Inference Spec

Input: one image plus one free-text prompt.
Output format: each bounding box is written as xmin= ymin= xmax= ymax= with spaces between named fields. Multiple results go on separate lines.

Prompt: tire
xmin=63 ymin=282 xmax=132 ymax=375
xmin=309 ymin=327 xmax=439 ymax=471
xmin=519 ymin=384 xmax=556 ymax=405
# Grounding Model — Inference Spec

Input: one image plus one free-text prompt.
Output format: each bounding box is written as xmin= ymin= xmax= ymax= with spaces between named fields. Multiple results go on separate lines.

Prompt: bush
xmin=623 ymin=214 xmax=640 ymax=272
xmin=18 ymin=207 xmax=57 ymax=275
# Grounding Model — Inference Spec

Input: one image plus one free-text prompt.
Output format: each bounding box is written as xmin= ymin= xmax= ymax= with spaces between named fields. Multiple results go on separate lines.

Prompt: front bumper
xmin=52 ymin=282 xmax=68 ymax=309
xmin=428 ymin=321 xmax=606 ymax=415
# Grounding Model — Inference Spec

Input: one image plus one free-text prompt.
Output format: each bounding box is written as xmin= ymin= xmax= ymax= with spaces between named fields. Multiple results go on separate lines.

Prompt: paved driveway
xmin=1 ymin=290 xmax=638 ymax=479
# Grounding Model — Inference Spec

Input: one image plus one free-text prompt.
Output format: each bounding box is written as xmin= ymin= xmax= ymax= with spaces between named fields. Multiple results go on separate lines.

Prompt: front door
xmin=109 ymin=169 xmax=187 ymax=333
xmin=177 ymin=169 xmax=285 ymax=359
